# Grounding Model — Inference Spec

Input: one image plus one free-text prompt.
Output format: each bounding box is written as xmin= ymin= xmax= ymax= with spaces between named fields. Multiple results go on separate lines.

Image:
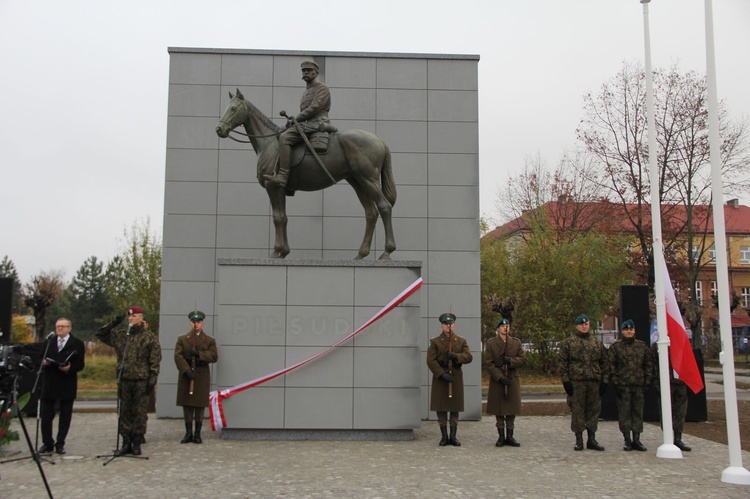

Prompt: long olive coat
xmin=174 ymin=331 xmax=218 ymax=407
xmin=484 ymin=334 xmax=526 ymax=415
xmin=426 ymin=331 xmax=473 ymax=412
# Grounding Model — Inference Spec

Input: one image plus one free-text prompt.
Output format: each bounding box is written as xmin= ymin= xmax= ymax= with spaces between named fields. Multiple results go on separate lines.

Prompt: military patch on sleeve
xmin=428 ymin=340 xmax=432 ymax=347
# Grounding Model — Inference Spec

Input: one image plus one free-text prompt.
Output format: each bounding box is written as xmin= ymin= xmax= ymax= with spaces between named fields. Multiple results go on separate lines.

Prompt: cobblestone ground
xmin=1 ymin=413 xmax=749 ymax=498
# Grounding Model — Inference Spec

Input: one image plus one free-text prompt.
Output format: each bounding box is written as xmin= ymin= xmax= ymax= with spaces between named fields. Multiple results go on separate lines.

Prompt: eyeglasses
xmin=56 ymin=325 xmax=71 ymax=328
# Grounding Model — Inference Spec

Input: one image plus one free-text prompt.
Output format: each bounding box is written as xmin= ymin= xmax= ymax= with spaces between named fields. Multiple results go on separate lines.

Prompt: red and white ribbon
xmin=208 ymin=277 xmax=423 ymax=431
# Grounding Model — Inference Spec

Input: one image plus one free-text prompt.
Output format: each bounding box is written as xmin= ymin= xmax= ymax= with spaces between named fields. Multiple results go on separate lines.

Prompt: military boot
xmin=132 ymin=435 xmax=142 ymax=456
xmin=631 ymin=432 xmax=647 ymax=452
xmin=193 ymin=421 xmax=203 ymax=444
xmin=263 ymin=144 xmax=291 ymax=188
xmin=574 ymin=432 xmax=584 ymax=451
xmin=114 ymin=435 xmax=132 ymax=457
xmin=622 ymin=432 xmax=632 ymax=451
xmin=180 ymin=421 xmax=193 ymax=444
xmin=495 ymin=428 xmax=505 ymax=447
xmin=586 ymin=429 xmax=605 ymax=451
xmin=504 ymin=429 xmax=521 ymax=447
xmin=438 ymin=426 xmax=449 ymax=447
xmin=449 ymin=426 xmax=461 ymax=447
xmin=674 ymin=432 xmax=691 ymax=452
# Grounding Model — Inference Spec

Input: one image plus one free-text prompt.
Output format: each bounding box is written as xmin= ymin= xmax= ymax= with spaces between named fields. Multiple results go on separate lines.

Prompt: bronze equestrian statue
xmin=215 ymin=87 xmax=397 ymax=260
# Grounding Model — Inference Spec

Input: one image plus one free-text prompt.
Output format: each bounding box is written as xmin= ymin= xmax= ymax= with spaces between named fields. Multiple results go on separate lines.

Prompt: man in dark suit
xmin=38 ymin=317 xmax=85 ymax=455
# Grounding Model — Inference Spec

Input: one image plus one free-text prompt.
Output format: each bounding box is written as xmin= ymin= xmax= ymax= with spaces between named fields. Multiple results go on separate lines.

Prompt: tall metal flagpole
xmin=640 ymin=0 xmax=681 ymax=459
xmin=703 ymin=0 xmax=750 ymax=485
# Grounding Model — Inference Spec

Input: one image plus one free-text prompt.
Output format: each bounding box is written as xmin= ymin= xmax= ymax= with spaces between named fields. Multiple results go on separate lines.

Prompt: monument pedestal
xmin=216 ymin=259 xmax=422 ymax=440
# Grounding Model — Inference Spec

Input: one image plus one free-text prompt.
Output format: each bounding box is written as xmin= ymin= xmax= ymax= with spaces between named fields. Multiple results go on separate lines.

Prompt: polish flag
xmin=663 ymin=260 xmax=705 ymax=394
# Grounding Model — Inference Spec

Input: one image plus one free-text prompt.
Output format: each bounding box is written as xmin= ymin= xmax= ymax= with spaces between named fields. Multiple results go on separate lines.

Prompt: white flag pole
xmin=703 ymin=0 xmax=750 ymax=485
xmin=640 ymin=0 xmax=682 ymax=459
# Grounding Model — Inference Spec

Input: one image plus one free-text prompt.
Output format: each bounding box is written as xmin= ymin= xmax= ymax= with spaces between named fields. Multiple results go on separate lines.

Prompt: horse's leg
xmin=346 ymin=179 xmax=378 ymax=259
xmin=267 ymin=187 xmax=290 ymax=258
xmin=354 ymin=175 xmax=395 ymax=260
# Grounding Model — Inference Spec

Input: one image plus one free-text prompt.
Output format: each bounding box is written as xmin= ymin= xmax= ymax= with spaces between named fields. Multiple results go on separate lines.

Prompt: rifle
xmin=448 ymin=331 xmax=453 ymax=399
xmin=502 ymin=336 xmax=509 ymax=400
xmin=189 ymin=334 xmax=197 ymax=395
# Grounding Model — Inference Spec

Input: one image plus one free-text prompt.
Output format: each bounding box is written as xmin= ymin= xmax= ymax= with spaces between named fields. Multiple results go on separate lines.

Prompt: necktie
xmin=58 ymin=338 xmax=65 ymax=350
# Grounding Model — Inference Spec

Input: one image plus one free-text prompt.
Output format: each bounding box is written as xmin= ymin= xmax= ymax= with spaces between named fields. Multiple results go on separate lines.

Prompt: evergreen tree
xmin=68 ymin=256 xmax=114 ymax=339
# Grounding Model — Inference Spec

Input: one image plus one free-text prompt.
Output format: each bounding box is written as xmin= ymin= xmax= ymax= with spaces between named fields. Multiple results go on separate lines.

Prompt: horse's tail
xmin=380 ymin=140 xmax=397 ymax=207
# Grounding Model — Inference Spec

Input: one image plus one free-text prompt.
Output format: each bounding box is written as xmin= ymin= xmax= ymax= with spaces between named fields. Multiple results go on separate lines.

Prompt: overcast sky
xmin=1 ymin=0 xmax=748 ymax=283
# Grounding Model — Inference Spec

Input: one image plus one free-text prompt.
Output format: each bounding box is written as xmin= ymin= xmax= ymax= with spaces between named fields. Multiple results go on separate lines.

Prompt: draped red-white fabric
xmin=663 ymin=260 xmax=704 ymax=394
xmin=208 ymin=277 xmax=423 ymax=431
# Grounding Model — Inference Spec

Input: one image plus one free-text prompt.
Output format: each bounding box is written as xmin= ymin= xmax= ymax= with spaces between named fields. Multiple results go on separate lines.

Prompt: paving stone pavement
xmin=1 ymin=413 xmax=749 ymax=498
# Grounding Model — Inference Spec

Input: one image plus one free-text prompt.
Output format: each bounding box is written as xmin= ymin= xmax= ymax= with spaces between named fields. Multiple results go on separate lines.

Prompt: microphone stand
xmin=97 ymin=327 xmax=148 ymax=465
xmin=0 ymin=335 xmax=55 ymax=465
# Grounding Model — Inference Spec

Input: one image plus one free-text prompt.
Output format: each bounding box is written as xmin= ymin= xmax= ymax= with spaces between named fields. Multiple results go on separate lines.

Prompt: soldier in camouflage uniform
xmin=97 ymin=306 xmax=161 ymax=456
xmin=558 ymin=314 xmax=608 ymax=451
xmin=608 ymin=319 xmax=652 ymax=451
xmin=651 ymin=342 xmax=692 ymax=451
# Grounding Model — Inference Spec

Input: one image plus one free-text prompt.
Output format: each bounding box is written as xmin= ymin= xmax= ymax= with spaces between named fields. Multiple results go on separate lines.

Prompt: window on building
xmin=708 ymin=245 xmax=716 ymax=263
xmin=743 ymin=287 xmax=750 ymax=309
xmin=741 ymin=246 xmax=750 ymax=264
xmin=711 ymin=281 xmax=718 ymax=297
xmin=692 ymin=245 xmax=701 ymax=263
xmin=695 ymin=281 xmax=703 ymax=305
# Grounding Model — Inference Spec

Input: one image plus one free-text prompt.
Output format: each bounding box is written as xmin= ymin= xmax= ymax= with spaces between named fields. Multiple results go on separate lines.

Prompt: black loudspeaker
xmin=0 ymin=277 xmax=13 ymax=345
xmin=601 ymin=285 xmax=651 ymax=420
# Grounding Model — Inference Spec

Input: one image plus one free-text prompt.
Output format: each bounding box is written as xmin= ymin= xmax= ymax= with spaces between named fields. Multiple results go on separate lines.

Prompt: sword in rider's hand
xmin=279 ymin=110 xmax=337 ymax=184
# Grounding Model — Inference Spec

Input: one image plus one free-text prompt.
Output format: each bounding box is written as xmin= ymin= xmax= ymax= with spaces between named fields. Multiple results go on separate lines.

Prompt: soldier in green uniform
xmin=426 ymin=313 xmax=473 ymax=446
xmin=174 ymin=310 xmax=218 ymax=444
xmin=651 ymin=342 xmax=692 ymax=451
xmin=558 ymin=314 xmax=608 ymax=451
xmin=97 ymin=306 xmax=161 ymax=456
xmin=608 ymin=319 xmax=652 ymax=451
xmin=484 ymin=318 xmax=526 ymax=447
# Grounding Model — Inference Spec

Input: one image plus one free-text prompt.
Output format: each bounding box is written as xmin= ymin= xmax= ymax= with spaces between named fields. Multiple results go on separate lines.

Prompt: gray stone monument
xmin=157 ymin=49 xmax=481 ymax=435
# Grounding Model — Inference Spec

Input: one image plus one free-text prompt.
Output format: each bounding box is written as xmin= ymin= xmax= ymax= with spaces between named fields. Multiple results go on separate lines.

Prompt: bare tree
xmin=495 ymin=150 xmax=617 ymax=245
xmin=577 ymin=61 xmax=750 ymax=344
xmin=22 ymin=270 xmax=65 ymax=341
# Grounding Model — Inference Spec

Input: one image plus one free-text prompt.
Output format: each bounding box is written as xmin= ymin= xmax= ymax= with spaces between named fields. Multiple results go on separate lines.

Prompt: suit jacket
xmin=41 ymin=334 xmax=85 ymax=400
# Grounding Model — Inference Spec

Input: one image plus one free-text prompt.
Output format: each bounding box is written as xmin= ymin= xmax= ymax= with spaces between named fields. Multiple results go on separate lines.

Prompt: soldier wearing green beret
xmin=426 ymin=313 xmax=473 ymax=446
xmin=608 ymin=319 xmax=652 ymax=451
xmin=558 ymin=314 xmax=609 ymax=451
xmin=484 ymin=318 xmax=527 ymax=447
xmin=174 ymin=310 xmax=218 ymax=444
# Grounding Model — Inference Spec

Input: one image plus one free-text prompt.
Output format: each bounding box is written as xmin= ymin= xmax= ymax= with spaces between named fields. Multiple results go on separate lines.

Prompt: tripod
xmin=0 ymin=338 xmax=55 ymax=466
xmin=96 ymin=332 xmax=148 ymax=465
xmin=0 ymin=376 xmax=54 ymax=498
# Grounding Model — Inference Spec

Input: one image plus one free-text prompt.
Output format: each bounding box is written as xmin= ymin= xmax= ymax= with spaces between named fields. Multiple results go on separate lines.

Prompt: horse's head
xmin=215 ymin=89 xmax=248 ymax=138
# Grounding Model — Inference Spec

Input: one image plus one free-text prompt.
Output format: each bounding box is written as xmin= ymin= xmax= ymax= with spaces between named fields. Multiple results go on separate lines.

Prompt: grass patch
xmin=79 ymin=355 xmax=117 ymax=389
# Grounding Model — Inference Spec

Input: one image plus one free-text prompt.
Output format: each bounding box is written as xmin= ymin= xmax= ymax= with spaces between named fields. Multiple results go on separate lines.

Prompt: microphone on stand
xmin=46 ymin=331 xmax=56 ymax=340
xmin=127 ymin=324 xmax=133 ymax=336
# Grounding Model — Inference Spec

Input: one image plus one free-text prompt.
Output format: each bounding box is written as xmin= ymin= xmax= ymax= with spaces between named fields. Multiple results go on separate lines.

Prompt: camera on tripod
xmin=0 ymin=344 xmax=34 ymax=389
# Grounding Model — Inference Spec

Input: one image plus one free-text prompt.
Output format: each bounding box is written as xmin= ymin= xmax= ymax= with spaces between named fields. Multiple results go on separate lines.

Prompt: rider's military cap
xmin=301 ymin=61 xmax=319 ymax=71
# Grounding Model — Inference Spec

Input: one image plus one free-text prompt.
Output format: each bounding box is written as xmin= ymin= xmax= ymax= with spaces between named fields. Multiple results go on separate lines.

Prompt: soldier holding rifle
xmin=427 ymin=312 xmax=473 ymax=447
xmin=484 ymin=318 xmax=526 ymax=447
xmin=174 ymin=311 xmax=218 ymax=444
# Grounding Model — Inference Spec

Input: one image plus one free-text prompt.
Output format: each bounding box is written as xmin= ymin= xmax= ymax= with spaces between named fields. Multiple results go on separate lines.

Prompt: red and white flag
xmin=662 ymin=260 xmax=704 ymax=394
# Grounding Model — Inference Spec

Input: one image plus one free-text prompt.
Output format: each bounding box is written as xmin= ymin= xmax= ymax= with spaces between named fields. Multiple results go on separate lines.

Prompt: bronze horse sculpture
xmin=215 ymin=89 xmax=397 ymax=260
